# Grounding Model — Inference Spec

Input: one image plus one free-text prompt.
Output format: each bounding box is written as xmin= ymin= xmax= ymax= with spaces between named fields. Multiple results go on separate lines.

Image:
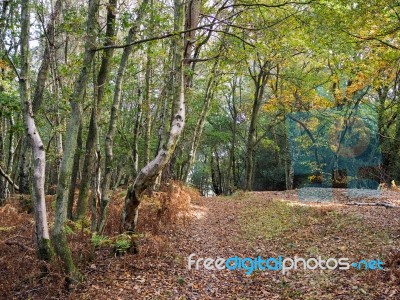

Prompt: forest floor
xmin=1 ymin=187 xmax=400 ymax=299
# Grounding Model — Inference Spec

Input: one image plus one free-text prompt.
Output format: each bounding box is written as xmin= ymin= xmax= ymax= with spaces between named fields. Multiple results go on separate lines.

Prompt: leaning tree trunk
xmin=19 ymin=0 xmax=53 ymax=261
xmin=121 ymin=70 xmax=186 ymax=234
xmin=121 ymin=0 xmax=200 ymax=241
xmin=165 ymin=0 xmax=201 ymax=180
xmin=121 ymin=0 xmax=188 ymax=237
xmin=53 ymin=0 xmax=99 ymax=283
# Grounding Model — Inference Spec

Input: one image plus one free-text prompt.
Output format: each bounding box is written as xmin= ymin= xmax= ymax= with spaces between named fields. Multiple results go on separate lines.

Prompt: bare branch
xmin=94 ymin=23 xmax=216 ymax=51
xmin=184 ymin=55 xmax=220 ymax=62
xmin=0 ymin=165 xmax=19 ymax=191
xmin=342 ymin=28 xmax=400 ymax=50
xmin=221 ymin=0 xmax=315 ymax=10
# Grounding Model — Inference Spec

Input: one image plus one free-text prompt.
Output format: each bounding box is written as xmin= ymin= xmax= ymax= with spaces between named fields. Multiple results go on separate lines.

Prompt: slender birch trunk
xmin=121 ymin=0 xmax=197 ymax=245
xmin=143 ymin=47 xmax=152 ymax=166
xmin=19 ymin=0 xmax=53 ymax=261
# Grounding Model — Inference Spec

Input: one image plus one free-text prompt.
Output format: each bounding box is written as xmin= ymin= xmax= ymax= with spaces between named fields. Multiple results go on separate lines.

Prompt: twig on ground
xmin=5 ymin=240 xmax=34 ymax=251
xmin=346 ymin=202 xmax=398 ymax=209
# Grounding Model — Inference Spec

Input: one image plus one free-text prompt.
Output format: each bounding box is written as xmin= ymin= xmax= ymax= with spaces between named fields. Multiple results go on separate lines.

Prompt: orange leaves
xmin=0 ymin=59 xmax=9 ymax=70
xmin=345 ymin=72 xmax=369 ymax=99
xmin=262 ymin=86 xmax=334 ymax=113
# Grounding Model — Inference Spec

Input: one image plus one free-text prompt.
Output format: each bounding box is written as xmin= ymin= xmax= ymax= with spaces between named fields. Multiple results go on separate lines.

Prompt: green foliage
xmin=91 ymin=233 xmax=140 ymax=255
xmin=0 ymin=78 xmax=20 ymax=117
xmin=91 ymin=233 xmax=112 ymax=247
xmin=114 ymin=234 xmax=132 ymax=254
xmin=61 ymin=6 xmax=86 ymax=34
xmin=64 ymin=225 xmax=75 ymax=235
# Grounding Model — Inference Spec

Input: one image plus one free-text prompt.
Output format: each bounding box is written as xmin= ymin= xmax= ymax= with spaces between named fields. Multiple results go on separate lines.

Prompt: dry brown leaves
xmin=1 ymin=187 xmax=399 ymax=299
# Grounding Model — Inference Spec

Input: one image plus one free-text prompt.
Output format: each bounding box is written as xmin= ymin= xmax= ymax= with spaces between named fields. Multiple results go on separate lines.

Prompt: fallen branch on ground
xmin=346 ymin=202 xmax=398 ymax=209
xmin=5 ymin=240 xmax=34 ymax=251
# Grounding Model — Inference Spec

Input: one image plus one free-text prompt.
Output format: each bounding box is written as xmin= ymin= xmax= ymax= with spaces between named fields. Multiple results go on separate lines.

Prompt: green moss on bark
xmin=53 ymin=231 xmax=83 ymax=283
xmin=37 ymin=238 xmax=54 ymax=262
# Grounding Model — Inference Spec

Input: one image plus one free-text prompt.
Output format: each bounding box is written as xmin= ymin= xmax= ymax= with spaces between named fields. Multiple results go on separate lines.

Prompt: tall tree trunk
xmin=98 ymin=0 xmax=148 ymax=234
xmin=227 ymin=77 xmax=239 ymax=193
xmin=75 ymin=0 xmax=117 ymax=221
xmin=18 ymin=138 xmax=31 ymax=194
xmin=0 ymin=118 xmax=4 ymax=204
xmin=143 ymin=46 xmax=152 ymax=166
xmin=0 ymin=1 xmax=8 ymax=202
xmin=53 ymin=0 xmax=99 ymax=283
xmin=165 ymin=0 xmax=201 ymax=179
xmin=19 ymin=0 xmax=53 ymax=261
xmin=5 ymin=115 xmax=15 ymax=196
xmin=121 ymin=0 xmax=189 ymax=239
xmin=67 ymin=122 xmax=82 ymax=220
xmin=182 ymin=59 xmax=219 ymax=182
xmin=245 ymin=59 xmax=270 ymax=190
xmin=18 ymin=0 xmax=61 ymax=196
xmin=75 ymin=108 xmax=97 ymax=220
xmin=90 ymin=128 xmax=101 ymax=232
xmin=132 ymin=81 xmax=143 ymax=175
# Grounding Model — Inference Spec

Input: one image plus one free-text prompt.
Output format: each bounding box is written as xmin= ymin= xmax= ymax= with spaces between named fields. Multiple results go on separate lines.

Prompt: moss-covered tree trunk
xmin=75 ymin=109 xmax=97 ymax=220
xmin=53 ymin=0 xmax=99 ymax=283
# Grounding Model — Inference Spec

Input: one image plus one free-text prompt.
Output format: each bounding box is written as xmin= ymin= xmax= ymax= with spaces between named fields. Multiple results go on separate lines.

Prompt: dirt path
xmin=2 ymin=190 xmax=399 ymax=299
xmin=73 ymin=191 xmax=400 ymax=300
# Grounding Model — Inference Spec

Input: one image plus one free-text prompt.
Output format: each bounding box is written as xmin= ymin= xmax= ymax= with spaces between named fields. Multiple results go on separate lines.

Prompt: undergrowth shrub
xmin=100 ymin=180 xmax=200 ymax=256
xmin=138 ymin=180 xmax=196 ymax=234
